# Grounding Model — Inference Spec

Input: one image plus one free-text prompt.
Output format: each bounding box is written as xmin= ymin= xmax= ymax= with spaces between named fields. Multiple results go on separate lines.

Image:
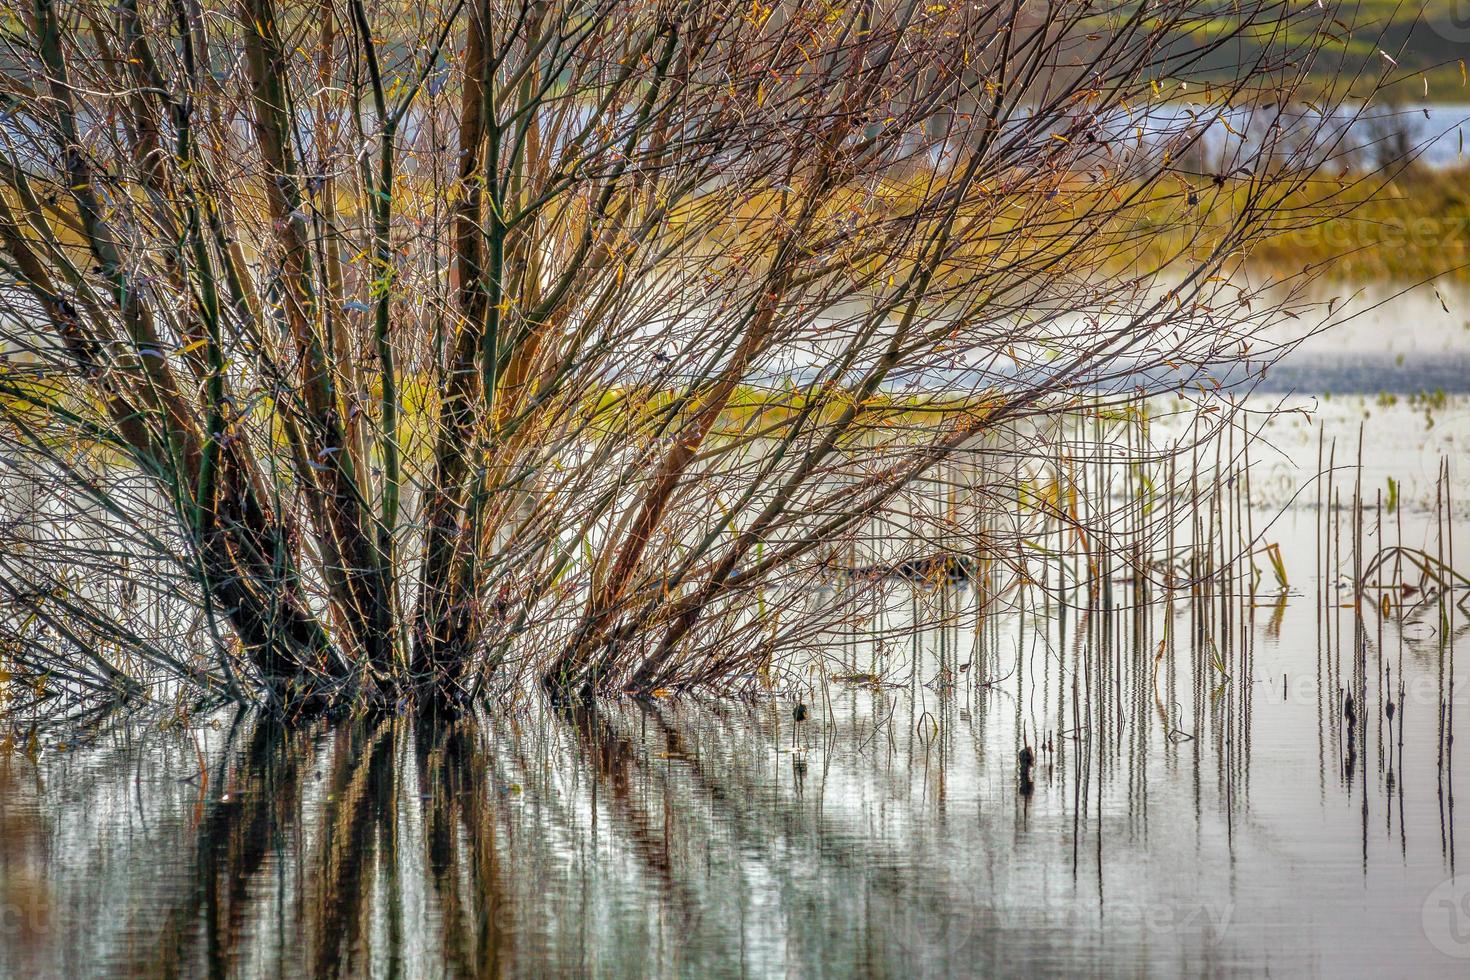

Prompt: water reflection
xmin=3 ymin=540 xmax=1469 ymax=976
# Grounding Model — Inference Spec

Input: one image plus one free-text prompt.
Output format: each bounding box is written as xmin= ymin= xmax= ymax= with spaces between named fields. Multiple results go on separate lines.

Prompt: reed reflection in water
xmin=2 ymin=502 xmax=1469 ymax=979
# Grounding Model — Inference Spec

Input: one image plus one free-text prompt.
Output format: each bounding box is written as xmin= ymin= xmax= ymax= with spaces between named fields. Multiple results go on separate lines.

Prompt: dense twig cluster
xmin=0 ymin=0 xmax=1370 ymax=712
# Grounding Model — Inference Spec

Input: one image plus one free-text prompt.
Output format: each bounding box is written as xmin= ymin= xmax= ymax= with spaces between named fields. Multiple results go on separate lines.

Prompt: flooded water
xmin=0 ymin=493 xmax=1466 ymax=977
xmin=2 ymin=285 xmax=1469 ymax=978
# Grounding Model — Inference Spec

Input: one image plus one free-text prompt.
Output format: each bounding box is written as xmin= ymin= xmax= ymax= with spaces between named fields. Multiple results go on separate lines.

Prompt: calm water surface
xmin=3 ymin=323 xmax=1470 ymax=977
xmin=2 ymin=502 xmax=1467 ymax=978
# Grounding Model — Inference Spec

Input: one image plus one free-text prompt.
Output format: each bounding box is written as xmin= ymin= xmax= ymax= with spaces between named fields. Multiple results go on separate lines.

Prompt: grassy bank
xmin=1247 ymin=163 xmax=1470 ymax=280
xmin=1180 ymin=0 xmax=1470 ymax=102
xmin=1113 ymin=162 xmax=1470 ymax=282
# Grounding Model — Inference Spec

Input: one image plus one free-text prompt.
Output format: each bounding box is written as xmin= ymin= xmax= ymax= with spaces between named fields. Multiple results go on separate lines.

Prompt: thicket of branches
xmin=0 ymin=0 xmax=1374 ymax=712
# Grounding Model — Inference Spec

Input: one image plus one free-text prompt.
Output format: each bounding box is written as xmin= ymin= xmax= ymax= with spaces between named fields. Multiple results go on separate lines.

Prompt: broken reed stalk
xmin=0 ymin=0 xmax=1383 ymax=714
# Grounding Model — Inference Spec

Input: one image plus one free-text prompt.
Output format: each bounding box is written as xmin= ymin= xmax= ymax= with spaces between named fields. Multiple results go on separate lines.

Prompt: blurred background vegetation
xmin=1177 ymin=0 xmax=1470 ymax=100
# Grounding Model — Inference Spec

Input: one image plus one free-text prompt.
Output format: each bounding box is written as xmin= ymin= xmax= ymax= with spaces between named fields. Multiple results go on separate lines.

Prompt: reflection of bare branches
xmin=72 ymin=714 xmax=508 ymax=977
xmin=554 ymin=700 xmax=696 ymax=935
xmin=120 ymin=718 xmax=311 ymax=976
xmin=32 ymin=701 xmax=999 ymax=974
xmin=413 ymin=715 xmax=508 ymax=978
xmin=570 ymin=699 xmax=974 ymax=940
